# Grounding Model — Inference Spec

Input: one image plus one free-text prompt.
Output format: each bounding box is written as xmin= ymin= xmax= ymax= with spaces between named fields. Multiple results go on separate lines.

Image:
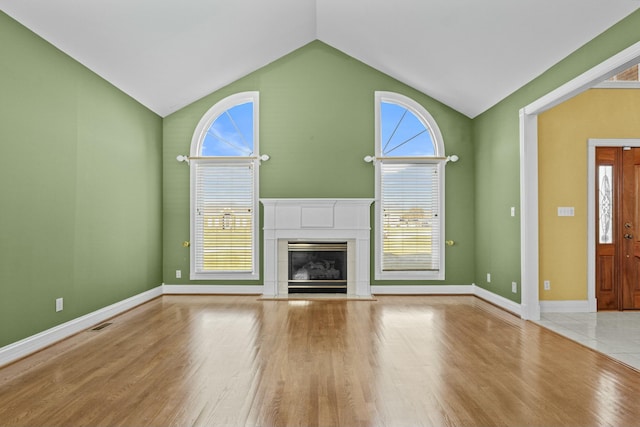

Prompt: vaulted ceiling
xmin=1 ymin=0 xmax=638 ymax=117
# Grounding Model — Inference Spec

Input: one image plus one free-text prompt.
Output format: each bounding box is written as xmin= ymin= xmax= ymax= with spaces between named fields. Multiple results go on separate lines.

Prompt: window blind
xmin=380 ymin=162 xmax=440 ymax=271
xmin=194 ymin=161 xmax=255 ymax=273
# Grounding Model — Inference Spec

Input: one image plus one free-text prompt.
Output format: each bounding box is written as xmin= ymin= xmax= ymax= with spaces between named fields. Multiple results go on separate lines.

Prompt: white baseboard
xmin=540 ymin=299 xmax=594 ymax=313
xmin=371 ymin=285 xmax=474 ymax=295
xmin=0 ymin=286 xmax=163 ymax=368
xmin=162 ymin=284 xmax=263 ymax=294
xmin=371 ymin=284 xmax=523 ymax=317
xmin=473 ymin=285 xmax=522 ymax=317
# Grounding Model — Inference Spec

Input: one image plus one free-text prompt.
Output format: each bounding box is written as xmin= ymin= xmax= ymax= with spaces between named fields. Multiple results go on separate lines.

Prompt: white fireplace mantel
xmin=260 ymin=198 xmax=374 ymax=297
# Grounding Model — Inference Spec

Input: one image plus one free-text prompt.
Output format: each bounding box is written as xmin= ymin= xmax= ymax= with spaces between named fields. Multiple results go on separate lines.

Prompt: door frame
xmin=519 ymin=41 xmax=640 ymax=320
xmin=588 ymin=140 xmax=640 ymax=311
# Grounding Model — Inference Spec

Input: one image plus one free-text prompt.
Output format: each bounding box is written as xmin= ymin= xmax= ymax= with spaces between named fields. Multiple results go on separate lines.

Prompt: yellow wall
xmin=538 ymin=89 xmax=640 ymax=300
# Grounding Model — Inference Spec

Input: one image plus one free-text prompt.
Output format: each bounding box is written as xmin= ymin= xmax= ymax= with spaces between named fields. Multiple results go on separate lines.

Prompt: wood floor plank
xmin=1 ymin=295 xmax=640 ymax=426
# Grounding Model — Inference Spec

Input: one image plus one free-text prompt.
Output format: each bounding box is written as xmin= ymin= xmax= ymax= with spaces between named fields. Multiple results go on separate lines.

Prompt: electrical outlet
xmin=487 ymin=273 xmax=491 ymax=283
xmin=176 ymin=270 xmax=182 ymax=279
xmin=512 ymin=282 xmax=517 ymax=293
xmin=544 ymin=280 xmax=551 ymax=290
xmin=56 ymin=298 xmax=63 ymax=312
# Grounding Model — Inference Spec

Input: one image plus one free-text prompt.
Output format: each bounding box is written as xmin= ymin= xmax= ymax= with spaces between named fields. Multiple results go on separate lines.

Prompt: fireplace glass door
xmin=288 ymin=242 xmax=347 ymax=293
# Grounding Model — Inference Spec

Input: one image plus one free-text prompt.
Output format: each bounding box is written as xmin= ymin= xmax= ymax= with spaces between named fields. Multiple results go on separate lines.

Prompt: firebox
xmin=288 ymin=242 xmax=347 ymax=293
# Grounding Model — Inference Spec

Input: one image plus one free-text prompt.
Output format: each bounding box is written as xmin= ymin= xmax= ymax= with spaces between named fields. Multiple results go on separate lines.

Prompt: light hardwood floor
xmin=1 ymin=295 xmax=640 ymax=426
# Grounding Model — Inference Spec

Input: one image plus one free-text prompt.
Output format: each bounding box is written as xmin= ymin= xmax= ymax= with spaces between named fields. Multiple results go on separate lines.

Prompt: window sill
xmin=190 ymin=271 xmax=259 ymax=281
xmin=375 ymin=270 xmax=444 ymax=281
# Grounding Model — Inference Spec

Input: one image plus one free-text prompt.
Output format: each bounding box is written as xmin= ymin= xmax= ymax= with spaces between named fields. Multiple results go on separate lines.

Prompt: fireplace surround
xmin=261 ymin=199 xmax=374 ymax=297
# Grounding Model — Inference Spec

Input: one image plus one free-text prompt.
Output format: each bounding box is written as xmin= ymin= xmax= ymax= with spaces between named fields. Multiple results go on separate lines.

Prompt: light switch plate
xmin=557 ymin=207 xmax=575 ymax=217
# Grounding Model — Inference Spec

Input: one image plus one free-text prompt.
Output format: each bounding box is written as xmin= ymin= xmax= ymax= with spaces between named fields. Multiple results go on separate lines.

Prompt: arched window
xmin=374 ymin=91 xmax=445 ymax=280
xmin=189 ymin=92 xmax=260 ymax=280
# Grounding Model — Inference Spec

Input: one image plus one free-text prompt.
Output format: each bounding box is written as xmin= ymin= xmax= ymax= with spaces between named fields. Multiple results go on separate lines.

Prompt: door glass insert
xmin=599 ymin=165 xmax=613 ymax=244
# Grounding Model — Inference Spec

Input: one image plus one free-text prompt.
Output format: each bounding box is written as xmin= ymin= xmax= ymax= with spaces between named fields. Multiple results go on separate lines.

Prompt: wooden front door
xmin=596 ymin=146 xmax=640 ymax=310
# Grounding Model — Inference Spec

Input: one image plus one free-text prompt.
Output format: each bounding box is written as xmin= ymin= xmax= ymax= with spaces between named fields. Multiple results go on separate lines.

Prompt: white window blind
xmin=193 ymin=161 xmax=255 ymax=273
xmin=380 ymin=162 xmax=440 ymax=271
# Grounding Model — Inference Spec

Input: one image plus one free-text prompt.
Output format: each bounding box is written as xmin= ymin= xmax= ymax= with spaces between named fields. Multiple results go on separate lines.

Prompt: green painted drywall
xmin=163 ymin=41 xmax=475 ymax=286
xmin=0 ymin=12 xmax=163 ymax=347
xmin=473 ymin=9 xmax=640 ymax=302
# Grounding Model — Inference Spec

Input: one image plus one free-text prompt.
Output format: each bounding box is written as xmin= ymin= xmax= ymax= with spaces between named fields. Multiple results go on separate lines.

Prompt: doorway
xmin=595 ymin=144 xmax=640 ymax=310
xmin=520 ymin=41 xmax=640 ymax=320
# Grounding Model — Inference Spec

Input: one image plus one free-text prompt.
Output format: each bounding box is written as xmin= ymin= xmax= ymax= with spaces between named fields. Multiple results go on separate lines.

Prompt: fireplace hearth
xmin=288 ymin=242 xmax=347 ymax=293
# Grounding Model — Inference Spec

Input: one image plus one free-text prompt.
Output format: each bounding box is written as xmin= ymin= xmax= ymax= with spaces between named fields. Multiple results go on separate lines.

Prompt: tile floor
xmin=534 ymin=311 xmax=640 ymax=371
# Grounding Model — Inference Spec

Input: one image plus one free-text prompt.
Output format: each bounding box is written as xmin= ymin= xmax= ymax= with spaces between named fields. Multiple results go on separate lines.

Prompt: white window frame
xmin=189 ymin=91 xmax=260 ymax=280
xmin=374 ymin=91 xmax=446 ymax=281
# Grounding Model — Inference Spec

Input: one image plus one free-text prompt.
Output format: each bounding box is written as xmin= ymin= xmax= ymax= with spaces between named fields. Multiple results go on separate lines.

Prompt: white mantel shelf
xmin=260 ymin=198 xmax=374 ymax=298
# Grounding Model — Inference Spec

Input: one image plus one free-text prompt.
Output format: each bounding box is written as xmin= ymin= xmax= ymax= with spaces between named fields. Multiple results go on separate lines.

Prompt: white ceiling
xmin=1 ymin=0 xmax=638 ymax=117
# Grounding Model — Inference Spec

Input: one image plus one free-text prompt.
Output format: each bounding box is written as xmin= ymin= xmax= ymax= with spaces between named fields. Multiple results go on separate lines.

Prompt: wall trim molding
xmin=473 ymin=285 xmax=523 ymax=316
xmin=524 ymin=41 xmax=640 ymax=116
xmin=371 ymin=284 xmax=523 ymax=317
xmin=0 ymin=286 xmax=163 ymax=368
xmin=540 ymin=300 xmax=593 ymax=313
xmin=162 ymin=284 xmax=263 ymax=294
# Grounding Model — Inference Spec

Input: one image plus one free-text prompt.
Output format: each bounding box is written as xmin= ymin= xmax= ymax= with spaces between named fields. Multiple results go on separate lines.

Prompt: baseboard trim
xmin=540 ymin=300 xmax=593 ymax=313
xmin=371 ymin=284 xmax=523 ymax=316
xmin=473 ymin=285 xmax=522 ymax=317
xmin=371 ymin=285 xmax=474 ymax=295
xmin=162 ymin=284 xmax=264 ymax=294
xmin=0 ymin=286 xmax=163 ymax=368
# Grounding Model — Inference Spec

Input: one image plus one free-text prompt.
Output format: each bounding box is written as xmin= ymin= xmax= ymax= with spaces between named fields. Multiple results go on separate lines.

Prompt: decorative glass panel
xmin=599 ymin=165 xmax=613 ymax=244
xmin=380 ymin=102 xmax=435 ymax=157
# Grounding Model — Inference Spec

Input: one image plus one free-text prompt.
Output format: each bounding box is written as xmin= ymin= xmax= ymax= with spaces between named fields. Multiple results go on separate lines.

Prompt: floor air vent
xmin=91 ymin=322 xmax=112 ymax=331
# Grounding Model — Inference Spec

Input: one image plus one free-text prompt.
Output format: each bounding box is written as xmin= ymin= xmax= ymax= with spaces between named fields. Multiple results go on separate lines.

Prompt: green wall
xmin=163 ymin=41 xmax=475 ymax=286
xmin=0 ymin=12 xmax=163 ymax=347
xmin=473 ymin=9 xmax=640 ymax=302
